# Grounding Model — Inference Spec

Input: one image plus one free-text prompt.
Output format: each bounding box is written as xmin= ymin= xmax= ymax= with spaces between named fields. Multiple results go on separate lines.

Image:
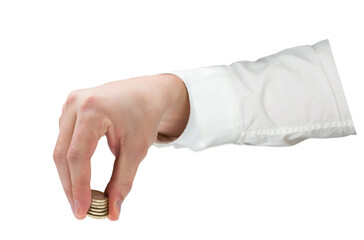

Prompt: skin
xmin=53 ymin=73 xmax=190 ymax=220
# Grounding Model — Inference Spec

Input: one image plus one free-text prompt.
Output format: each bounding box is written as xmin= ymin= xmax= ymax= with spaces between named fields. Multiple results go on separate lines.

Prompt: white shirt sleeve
xmin=153 ymin=39 xmax=356 ymax=151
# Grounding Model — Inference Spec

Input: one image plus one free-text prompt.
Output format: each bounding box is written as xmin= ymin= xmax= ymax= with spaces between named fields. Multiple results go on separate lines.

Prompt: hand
xmin=53 ymin=74 xmax=190 ymax=220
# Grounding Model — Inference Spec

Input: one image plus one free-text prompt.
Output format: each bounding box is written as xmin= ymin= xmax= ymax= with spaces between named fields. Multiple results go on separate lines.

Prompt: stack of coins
xmin=87 ymin=190 xmax=108 ymax=219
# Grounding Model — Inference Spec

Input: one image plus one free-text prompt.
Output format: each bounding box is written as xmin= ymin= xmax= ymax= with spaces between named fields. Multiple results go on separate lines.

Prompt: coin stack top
xmin=87 ymin=190 xmax=108 ymax=219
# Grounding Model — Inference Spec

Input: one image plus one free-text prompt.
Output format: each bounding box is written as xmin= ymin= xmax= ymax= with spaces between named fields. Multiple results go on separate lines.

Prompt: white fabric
xmin=154 ymin=39 xmax=356 ymax=151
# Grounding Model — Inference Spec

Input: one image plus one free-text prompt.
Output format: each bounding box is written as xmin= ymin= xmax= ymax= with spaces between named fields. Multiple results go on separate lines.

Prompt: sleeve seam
xmin=239 ymin=120 xmax=354 ymax=137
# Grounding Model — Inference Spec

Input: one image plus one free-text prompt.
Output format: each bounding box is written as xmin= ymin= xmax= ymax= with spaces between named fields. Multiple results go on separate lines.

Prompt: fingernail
xmin=73 ymin=199 xmax=80 ymax=219
xmin=115 ymin=200 xmax=123 ymax=219
xmin=71 ymin=203 xmax=74 ymax=214
xmin=117 ymin=200 xmax=122 ymax=211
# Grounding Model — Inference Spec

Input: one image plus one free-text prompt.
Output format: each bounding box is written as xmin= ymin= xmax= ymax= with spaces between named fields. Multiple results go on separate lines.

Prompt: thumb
xmin=105 ymin=143 xmax=146 ymax=221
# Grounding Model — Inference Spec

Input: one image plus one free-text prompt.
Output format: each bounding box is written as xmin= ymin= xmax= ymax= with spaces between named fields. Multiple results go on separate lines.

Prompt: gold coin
xmin=88 ymin=209 xmax=108 ymax=216
xmin=91 ymin=190 xmax=108 ymax=202
xmin=88 ymin=210 xmax=108 ymax=216
xmin=89 ymin=207 xmax=108 ymax=212
xmin=87 ymin=213 xmax=108 ymax=219
xmin=89 ymin=204 xmax=108 ymax=209
xmin=90 ymin=201 xmax=108 ymax=206
xmin=92 ymin=200 xmax=108 ymax=205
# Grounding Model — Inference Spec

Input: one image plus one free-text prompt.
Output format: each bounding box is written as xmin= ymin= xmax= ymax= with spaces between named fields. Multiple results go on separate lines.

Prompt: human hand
xmin=53 ymin=74 xmax=189 ymax=220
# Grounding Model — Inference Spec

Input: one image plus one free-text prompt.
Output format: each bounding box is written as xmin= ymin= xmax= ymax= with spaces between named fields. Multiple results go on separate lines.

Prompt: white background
xmin=0 ymin=0 xmax=363 ymax=239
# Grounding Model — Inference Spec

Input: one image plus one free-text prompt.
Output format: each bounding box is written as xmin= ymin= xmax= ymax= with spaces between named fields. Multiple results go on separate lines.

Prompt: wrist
xmin=155 ymin=73 xmax=190 ymax=142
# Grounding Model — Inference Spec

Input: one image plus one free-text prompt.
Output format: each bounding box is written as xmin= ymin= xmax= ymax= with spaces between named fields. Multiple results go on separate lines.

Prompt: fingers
xmin=105 ymin=142 xmax=148 ymax=221
xmin=67 ymin=112 xmax=104 ymax=219
xmin=54 ymin=92 xmax=112 ymax=220
xmin=53 ymin=107 xmax=76 ymax=207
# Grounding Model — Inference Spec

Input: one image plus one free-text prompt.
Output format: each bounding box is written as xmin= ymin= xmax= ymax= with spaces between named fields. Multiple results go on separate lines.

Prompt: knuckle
xmin=64 ymin=90 xmax=80 ymax=110
xmin=53 ymin=147 xmax=63 ymax=165
xmin=119 ymin=180 xmax=133 ymax=201
xmin=137 ymin=145 xmax=149 ymax=159
xmin=66 ymin=146 xmax=79 ymax=164
xmin=136 ymin=140 xmax=149 ymax=159
xmin=72 ymin=180 xmax=90 ymax=190
xmin=109 ymin=178 xmax=134 ymax=202
xmin=121 ymin=137 xmax=149 ymax=160
xmin=79 ymin=93 xmax=100 ymax=113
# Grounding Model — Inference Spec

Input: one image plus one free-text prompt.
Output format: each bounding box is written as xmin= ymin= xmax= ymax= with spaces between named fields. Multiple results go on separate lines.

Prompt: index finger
xmin=66 ymin=112 xmax=104 ymax=219
xmin=53 ymin=111 xmax=76 ymax=206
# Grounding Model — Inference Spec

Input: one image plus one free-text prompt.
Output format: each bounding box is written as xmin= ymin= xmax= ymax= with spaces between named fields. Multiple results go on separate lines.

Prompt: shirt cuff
xmin=154 ymin=64 xmax=243 ymax=151
xmin=153 ymin=39 xmax=356 ymax=151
